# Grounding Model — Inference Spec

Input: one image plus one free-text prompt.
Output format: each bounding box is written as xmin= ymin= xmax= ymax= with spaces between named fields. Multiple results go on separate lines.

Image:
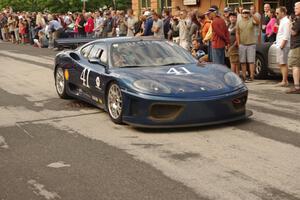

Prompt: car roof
xmin=92 ymin=36 xmax=164 ymax=44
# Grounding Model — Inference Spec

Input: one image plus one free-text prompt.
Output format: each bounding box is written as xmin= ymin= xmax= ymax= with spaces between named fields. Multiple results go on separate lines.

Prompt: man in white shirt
xmin=126 ymin=9 xmax=138 ymax=37
xmin=177 ymin=10 xmax=191 ymax=50
xmin=94 ymin=11 xmax=104 ymax=38
xmin=64 ymin=12 xmax=72 ymax=26
xmin=275 ymin=6 xmax=291 ymax=87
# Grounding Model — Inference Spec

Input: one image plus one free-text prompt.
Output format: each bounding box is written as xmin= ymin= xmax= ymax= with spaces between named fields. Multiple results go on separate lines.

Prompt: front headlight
xmin=133 ymin=79 xmax=171 ymax=94
xmin=224 ymin=72 xmax=243 ymax=87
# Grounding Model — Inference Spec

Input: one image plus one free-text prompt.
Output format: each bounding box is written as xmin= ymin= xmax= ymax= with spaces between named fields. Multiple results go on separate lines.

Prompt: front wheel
xmin=107 ymin=82 xmax=124 ymax=124
xmin=255 ymin=54 xmax=268 ymax=79
xmin=55 ymin=67 xmax=69 ymax=99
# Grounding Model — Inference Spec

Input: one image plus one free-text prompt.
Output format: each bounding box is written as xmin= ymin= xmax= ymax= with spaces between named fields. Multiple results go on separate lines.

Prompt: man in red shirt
xmin=206 ymin=7 xmax=229 ymax=65
xmin=85 ymin=12 xmax=94 ymax=38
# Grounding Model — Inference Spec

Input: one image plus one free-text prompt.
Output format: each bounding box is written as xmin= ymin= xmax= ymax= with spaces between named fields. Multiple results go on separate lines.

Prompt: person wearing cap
xmin=223 ymin=7 xmax=232 ymax=27
xmin=64 ymin=12 xmax=73 ymax=27
xmin=236 ymin=8 xmax=260 ymax=81
xmin=207 ymin=7 xmax=229 ymax=65
xmin=142 ymin=10 xmax=153 ymax=36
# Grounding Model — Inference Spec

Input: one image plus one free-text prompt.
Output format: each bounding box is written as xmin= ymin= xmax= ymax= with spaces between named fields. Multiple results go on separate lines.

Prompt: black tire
xmin=255 ymin=53 xmax=268 ymax=79
xmin=106 ymin=82 xmax=124 ymax=124
xmin=55 ymin=67 xmax=70 ymax=99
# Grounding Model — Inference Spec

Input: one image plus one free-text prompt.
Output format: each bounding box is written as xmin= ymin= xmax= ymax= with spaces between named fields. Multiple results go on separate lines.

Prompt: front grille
xmin=149 ymin=104 xmax=183 ymax=121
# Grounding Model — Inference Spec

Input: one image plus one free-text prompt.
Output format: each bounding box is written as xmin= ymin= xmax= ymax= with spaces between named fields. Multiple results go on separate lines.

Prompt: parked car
xmin=255 ymin=43 xmax=293 ymax=79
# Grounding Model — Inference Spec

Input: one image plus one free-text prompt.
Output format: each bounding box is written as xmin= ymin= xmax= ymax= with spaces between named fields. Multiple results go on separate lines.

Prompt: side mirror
xmin=88 ymin=58 xmax=109 ymax=73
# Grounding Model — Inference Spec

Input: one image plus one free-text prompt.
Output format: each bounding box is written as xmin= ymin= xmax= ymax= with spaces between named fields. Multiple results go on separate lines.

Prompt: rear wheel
xmin=107 ymin=82 xmax=123 ymax=124
xmin=55 ymin=67 xmax=70 ymax=99
xmin=255 ymin=54 xmax=268 ymax=79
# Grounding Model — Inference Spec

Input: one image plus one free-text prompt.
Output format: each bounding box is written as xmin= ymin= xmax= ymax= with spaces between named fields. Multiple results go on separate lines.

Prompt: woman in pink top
xmin=266 ymin=9 xmax=277 ymax=42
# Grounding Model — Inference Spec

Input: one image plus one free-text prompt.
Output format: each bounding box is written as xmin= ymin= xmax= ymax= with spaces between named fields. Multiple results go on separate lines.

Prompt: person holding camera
xmin=236 ymin=9 xmax=260 ymax=82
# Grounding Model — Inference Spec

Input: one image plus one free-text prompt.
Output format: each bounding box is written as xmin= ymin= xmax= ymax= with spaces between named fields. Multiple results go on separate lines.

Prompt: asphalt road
xmin=0 ymin=42 xmax=300 ymax=200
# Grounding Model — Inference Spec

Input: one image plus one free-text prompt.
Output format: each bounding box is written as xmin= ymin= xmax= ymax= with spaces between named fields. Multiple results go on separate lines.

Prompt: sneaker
xmin=245 ymin=77 xmax=254 ymax=83
xmin=286 ymin=87 xmax=300 ymax=94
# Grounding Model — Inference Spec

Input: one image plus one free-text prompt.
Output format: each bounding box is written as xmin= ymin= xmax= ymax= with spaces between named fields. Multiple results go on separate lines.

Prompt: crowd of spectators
xmin=0 ymin=2 xmax=299 ymax=93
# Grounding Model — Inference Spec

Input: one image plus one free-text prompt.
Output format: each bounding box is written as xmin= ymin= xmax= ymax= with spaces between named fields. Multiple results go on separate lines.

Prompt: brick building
xmin=131 ymin=0 xmax=298 ymax=16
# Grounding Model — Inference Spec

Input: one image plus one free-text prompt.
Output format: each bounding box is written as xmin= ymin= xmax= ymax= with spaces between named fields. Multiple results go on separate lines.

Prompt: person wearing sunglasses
xmin=236 ymin=8 xmax=260 ymax=82
xmin=275 ymin=6 xmax=291 ymax=87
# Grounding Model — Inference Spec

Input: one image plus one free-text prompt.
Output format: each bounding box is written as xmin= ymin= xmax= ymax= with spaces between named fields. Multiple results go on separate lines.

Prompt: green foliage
xmin=0 ymin=0 xmax=132 ymax=12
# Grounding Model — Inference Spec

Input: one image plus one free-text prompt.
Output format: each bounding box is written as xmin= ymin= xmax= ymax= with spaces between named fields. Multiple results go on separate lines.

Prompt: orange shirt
xmin=201 ymin=20 xmax=211 ymax=39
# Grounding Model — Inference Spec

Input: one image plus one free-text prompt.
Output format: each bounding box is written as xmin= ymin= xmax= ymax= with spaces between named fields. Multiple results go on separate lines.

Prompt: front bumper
xmin=121 ymin=87 xmax=252 ymax=128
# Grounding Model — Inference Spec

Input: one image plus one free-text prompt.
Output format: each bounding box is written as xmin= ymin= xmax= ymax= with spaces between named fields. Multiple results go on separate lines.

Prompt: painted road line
xmin=28 ymin=179 xmax=61 ymax=200
xmin=0 ymin=135 xmax=9 ymax=149
xmin=47 ymin=161 xmax=71 ymax=168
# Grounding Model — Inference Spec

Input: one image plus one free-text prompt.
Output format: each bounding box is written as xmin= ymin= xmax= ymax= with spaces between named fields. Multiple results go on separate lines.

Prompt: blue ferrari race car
xmin=54 ymin=37 xmax=252 ymax=128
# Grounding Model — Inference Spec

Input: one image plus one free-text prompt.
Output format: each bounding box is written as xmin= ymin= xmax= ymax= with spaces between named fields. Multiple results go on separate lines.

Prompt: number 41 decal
xmin=167 ymin=67 xmax=193 ymax=75
xmin=80 ymin=68 xmax=91 ymax=88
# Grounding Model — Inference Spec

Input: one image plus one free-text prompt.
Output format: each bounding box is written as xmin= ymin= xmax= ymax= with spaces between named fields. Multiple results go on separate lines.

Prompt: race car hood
xmin=111 ymin=63 xmax=245 ymax=97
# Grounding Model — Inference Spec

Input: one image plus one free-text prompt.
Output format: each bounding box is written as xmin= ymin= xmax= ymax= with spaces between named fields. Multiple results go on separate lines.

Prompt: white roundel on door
xmin=96 ymin=77 xmax=101 ymax=89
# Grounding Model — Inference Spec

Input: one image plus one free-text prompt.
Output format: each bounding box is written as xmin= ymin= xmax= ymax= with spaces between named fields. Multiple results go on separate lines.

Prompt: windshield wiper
xmin=120 ymin=65 xmax=145 ymax=68
xmin=161 ymin=62 xmax=188 ymax=66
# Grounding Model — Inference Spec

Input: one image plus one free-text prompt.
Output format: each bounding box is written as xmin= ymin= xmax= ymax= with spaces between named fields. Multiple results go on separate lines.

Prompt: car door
xmin=69 ymin=43 xmax=94 ymax=99
xmin=85 ymin=43 xmax=108 ymax=106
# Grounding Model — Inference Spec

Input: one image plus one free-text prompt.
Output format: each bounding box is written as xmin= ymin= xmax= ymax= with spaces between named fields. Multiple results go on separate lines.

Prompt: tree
xmin=0 ymin=0 xmax=131 ymax=12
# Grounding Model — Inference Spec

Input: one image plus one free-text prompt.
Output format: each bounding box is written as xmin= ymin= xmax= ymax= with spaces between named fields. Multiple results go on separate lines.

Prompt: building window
xmin=241 ymin=0 xmax=255 ymax=8
xmin=162 ymin=0 xmax=171 ymax=10
xmin=263 ymin=0 xmax=279 ymax=9
xmin=141 ymin=0 xmax=151 ymax=9
xmin=227 ymin=0 xmax=240 ymax=8
xmin=227 ymin=0 xmax=255 ymax=9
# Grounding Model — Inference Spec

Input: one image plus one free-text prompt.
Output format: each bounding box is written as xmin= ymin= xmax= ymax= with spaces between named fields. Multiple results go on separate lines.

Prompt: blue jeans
xmin=208 ymin=41 xmax=212 ymax=62
xmin=212 ymin=48 xmax=225 ymax=65
xmin=261 ymin=32 xmax=266 ymax=43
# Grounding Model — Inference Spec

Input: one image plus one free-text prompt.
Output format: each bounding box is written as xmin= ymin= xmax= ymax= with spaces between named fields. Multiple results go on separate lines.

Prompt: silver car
xmin=255 ymin=43 xmax=293 ymax=79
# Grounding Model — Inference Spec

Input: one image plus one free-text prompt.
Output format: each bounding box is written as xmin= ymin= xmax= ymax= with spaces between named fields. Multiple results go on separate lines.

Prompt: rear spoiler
xmin=54 ymin=38 xmax=96 ymax=49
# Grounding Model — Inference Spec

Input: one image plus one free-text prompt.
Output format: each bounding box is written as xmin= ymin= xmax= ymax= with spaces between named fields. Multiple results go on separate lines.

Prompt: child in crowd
xmin=33 ymin=30 xmax=48 ymax=48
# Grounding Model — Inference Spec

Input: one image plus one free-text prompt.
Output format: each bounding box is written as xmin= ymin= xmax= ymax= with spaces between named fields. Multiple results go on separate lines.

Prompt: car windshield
xmin=110 ymin=40 xmax=196 ymax=68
